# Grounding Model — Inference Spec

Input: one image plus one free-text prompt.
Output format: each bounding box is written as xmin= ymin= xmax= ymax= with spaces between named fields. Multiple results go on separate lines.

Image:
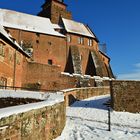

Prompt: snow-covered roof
xmin=62 ymin=18 xmax=96 ymax=38
xmin=0 ymin=8 xmax=65 ymax=37
xmin=0 ymin=24 xmax=30 ymax=57
xmin=0 ymin=24 xmax=12 ymax=41
xmin=53 ymin=24 xmax=63 ymax=29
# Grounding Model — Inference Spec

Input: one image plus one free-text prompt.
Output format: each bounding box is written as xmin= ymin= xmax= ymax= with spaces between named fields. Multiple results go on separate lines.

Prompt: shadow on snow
xmin=70 ymin=96 xmax=110 ymax=110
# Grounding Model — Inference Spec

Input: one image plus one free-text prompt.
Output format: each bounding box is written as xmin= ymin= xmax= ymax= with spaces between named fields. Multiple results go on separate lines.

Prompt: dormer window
xmin=88 ymin=39 xmax=93 ymax=46
xmin=78 ymin=37 xmax=84 ymax=45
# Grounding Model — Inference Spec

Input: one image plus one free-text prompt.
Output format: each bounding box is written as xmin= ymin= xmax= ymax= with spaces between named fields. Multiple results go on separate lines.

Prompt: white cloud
xmin=118 ymin=72 xmax=140 ymax=80
xmin=117 ymin=63 xmax=140 ymax=80
xmin=134 ymin=63 xmax=140 ymax=68
xmin=134 ymin=63 xmax=140 ymax=72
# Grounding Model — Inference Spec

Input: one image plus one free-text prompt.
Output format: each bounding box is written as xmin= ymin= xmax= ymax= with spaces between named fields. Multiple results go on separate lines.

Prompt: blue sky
xmin=0 ymin=0 xmax=140 ymax=80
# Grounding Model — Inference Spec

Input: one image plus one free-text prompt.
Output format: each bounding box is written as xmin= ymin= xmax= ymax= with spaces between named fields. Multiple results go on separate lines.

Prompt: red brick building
xmin=0 ymin=25 xmax=29 ymax=88
xmin=0 ymin=0 xmax=114 ymax=90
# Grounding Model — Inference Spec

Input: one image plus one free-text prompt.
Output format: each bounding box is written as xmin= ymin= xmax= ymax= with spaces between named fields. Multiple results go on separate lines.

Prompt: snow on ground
xmin=55 ymin=95 xmax=140 ymax=140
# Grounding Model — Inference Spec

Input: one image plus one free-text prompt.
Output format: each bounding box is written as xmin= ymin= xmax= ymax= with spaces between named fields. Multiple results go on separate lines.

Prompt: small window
xmin=67 ymin=35 xmax=71 ymax=42
xmin=16 ymin=53 xmax=21 ymax=65
xmin=36 ymin=33 xmax=40 ymax=37
xmin=36 ymin=40 xmax=39 ymax=44
xmin=0 ymin=42 xmax=5 ymax=57
xmin=9 ymin=49 xmax=13 ymax=62
xmin=0 ymin=77 xmax=7 ymax=89
xmin=78 ymin=37 xmax=84 ymax=44
xmin=78 ymin=37 xmax=81 ymax=44
xmin=88 ymin=39 xmax=93 ymax=46
xmin=48 ymin=59 xmax=53 ymax=65
xmin=81 ymin=37 xmax=84 ymax=44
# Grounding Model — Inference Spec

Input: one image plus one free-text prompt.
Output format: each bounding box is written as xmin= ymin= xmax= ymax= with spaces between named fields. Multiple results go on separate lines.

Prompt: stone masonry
xmin=0 ymin=101 xmax=65 ymax=140
xmin=110 ymin=80 xmax=140 ymax=113
xmin=63 ymin=86 xmax=110 ymax=106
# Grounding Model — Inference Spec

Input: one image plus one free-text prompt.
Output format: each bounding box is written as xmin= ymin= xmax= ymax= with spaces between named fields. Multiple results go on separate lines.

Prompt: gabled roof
xmin=0 ymin=24 xmax=30 ymax=57
xmin=61 ymin=18 xmax=96 ymax=38
xmin=0 ymin=8 xmax=65 ymax=37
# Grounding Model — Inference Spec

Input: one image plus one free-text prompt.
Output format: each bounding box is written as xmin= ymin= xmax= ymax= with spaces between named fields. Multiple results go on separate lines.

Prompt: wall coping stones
xmin=102 ymin=77 xmax=110 ymax=80
xmin=61 ymin=86 xmax=110 ymax=93
xmin=61 ymin=72 xmax=72 ymax=76
xmin=84 ymin=75 xmax=91 ymax=78
xmin=72 ymin=73 xmax=82 ymax=77
xmin=93 ymin=76 xmax=102 ymax=80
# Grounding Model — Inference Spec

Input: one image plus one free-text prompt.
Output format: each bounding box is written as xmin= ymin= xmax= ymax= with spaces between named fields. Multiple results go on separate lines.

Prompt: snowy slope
xmin=55 ymin=95 xmax=140 ymax=140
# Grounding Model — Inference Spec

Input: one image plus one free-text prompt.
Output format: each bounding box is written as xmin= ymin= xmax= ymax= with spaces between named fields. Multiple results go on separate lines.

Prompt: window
xmin=67 ymin=35 xmax=71 ymax=42
xmin=48 ymin=59 xmax=53 ymax=65
xmin=16 ymin=53 xmax=21 ymax=65
xmin=0 ymin=77 xmax=7 ymax=89
xmin=0 ymin=42 xmax=5 ymax=57
xmin=9 ymin=49 xmax=13 ymax=62
xmin=36 ymin=40 xmax=39 ymax=44
xmin=36 ymin=33 xmax=40 ymax=37
xmin=78 ymin=37 xmax=84 ymax=44
xmin=88 ymin=39 xmax=93 ymax=46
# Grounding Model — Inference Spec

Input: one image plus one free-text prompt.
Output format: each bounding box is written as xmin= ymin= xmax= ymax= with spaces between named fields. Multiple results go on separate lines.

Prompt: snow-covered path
xmin=55 ymin=95 xmax=140 ymax=140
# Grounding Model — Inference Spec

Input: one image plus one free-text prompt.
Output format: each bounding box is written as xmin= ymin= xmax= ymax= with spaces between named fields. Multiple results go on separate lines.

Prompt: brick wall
xmin=63 ymin=86 xmax=110 ymax=106
xmin=38 ymin=0 xmax=72 ymax=24
xmin=8 ymin=27 xmax=112 ymax=79
xmin=22 ymin=61 xmax=97 ymax=91
xmin=8 ymin=28 xmax=67 ymax=72
xmin=22 ymin=61 xmax=62 ymax=91
xmin=51 ymin=0 xmax=72 ymax=24
xmin=110 ymin=80 xmax=140 ymax=113
xmin=0 ymin=38 xmax=25 ymax=88
xmin=6 ymin=26 xmax=113 ymax=91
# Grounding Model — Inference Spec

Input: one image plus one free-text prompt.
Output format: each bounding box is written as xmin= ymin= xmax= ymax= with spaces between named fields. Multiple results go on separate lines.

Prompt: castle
xmin=0 ymin=0 xmax=114 ymax=91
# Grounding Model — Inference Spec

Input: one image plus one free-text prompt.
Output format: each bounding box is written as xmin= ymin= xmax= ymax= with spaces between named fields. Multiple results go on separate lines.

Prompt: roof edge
xmin=99 ymin=50 xmax=110 ymax=60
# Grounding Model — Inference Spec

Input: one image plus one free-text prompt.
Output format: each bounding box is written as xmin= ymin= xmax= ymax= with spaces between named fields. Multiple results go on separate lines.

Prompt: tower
xmin=38 ymin=0 xmax=72 ymax=24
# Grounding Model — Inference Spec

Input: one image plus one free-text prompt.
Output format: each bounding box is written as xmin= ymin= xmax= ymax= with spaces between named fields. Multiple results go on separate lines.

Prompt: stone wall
xmin=110 ymin=80 xmax=140 ymax=113
xmin=0 ymin=90 xmax=66 ymax=140
xmin=63 ymin=86 xmax=110 ymax=106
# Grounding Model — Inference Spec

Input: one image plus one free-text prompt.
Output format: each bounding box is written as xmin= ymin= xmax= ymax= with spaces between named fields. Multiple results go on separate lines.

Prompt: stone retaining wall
xmin=63 ymin=86 xmax=110 ymax=106
xmin=0 ymin=90 xmax=66 ymax=140
xmin=110 ymin=80 xmax=140 ymax=113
